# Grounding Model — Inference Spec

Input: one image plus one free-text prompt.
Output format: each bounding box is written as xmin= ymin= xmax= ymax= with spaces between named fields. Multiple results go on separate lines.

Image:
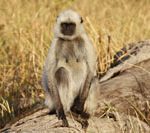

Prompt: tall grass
xmin=0 ymin=0 xmax=150 ymax=128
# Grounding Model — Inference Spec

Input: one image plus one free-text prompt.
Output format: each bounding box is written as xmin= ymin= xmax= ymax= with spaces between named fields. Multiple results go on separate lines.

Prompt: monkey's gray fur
xmin=42 ymin=9 xmax=97 ymax=127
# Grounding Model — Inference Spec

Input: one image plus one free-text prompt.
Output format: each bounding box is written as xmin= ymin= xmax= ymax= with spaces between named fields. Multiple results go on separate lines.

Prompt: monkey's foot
xmin=56 ymin=108 xmax=69 ymax=127
xmin=61 ymin=118 xmax=69 ymax=127
xmin=70 ymin=112 xmax=89 ymax=129
xmin=48 ymin=109 xmax=56 ymax=115
xmin=79 ymin=118 xmax=89 ymax=129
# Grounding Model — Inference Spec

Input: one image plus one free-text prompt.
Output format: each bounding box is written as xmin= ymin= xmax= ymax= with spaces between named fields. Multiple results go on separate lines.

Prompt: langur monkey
xmin=42 ymin=9 xmax=97 ymax=127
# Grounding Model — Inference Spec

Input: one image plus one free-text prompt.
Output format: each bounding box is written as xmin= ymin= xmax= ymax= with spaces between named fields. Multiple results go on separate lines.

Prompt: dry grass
xmin=0 ymin=0 xmax=150 ymax=128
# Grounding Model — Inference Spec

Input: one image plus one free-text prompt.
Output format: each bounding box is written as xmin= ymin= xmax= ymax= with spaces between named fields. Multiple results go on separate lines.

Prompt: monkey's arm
xmin=47 ymin=75 xmax=69 ymax=127
xmin=72 ymin=69 xmax=93 ymax=115
xmin=44 ymin=40 xmax=69 ymax=127
xmin=70 ymin=71 xmax=92 ymax=128
xmin=71 ymin=36 xmax=97 ymax=115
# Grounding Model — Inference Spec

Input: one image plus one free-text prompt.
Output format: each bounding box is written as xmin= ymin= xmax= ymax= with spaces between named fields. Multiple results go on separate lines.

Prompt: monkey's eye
xmin=61 ymin=22 xmax=76 ymax=29
xmin=80 ymin=17 xmax=83 ymax=23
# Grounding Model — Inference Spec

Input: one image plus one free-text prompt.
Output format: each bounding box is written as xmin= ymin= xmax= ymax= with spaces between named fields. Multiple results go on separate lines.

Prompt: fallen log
xmin=86 ymin=59 xmax=150 ymax=118
xmin=1 ymin=108 xmax=150 ymax=133
xmin=1 ymin=40 xmax=150 ymax=133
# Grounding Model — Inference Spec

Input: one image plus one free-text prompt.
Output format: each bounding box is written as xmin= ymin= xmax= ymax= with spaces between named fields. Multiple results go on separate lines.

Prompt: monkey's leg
xmin=47 ymin=68 xmax=69 ymax=127
xmin=48 ymin=109 xmax=56 ymax=115
xmin=71 ymin=72 xmax=93 ymax=116
xmin=44 ymin=93 xmax=56 ymax=115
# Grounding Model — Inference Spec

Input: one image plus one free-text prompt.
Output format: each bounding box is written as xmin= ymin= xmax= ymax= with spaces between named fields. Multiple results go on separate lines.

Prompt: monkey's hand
xmin=71 ymin=96 xmax=84 ymax=114
xmin=72 ymin=102 xmax=84 ymax=114
xmin=56 ymin=108 xmax=69 ymax=127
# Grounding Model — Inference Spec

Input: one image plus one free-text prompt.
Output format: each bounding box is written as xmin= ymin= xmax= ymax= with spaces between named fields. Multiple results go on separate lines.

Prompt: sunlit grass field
xmin=0 ymin=0 xmax=150 ymax=128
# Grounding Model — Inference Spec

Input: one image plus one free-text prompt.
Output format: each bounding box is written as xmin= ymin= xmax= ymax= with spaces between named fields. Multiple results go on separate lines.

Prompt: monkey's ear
xmin=80 ymin=17 xmax=83 ymax=23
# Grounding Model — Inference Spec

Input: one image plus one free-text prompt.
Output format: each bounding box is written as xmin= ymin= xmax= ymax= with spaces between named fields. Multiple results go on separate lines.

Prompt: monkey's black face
xmin=61 ymin=22 xmax=76 ymax=36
